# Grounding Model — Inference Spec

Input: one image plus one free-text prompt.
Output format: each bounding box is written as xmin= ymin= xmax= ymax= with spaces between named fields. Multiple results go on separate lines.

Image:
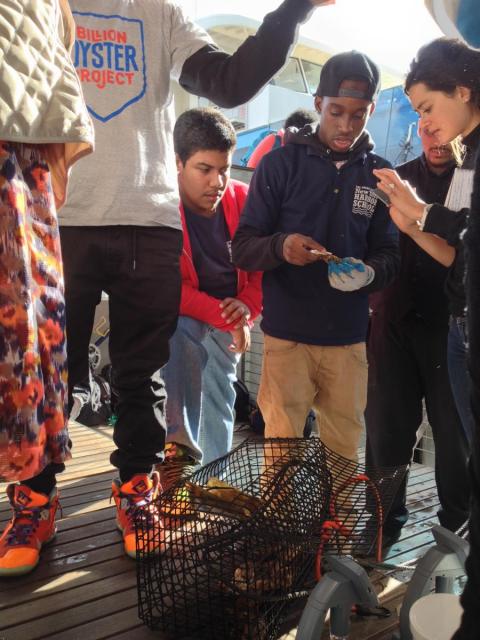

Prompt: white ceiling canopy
xmin=184 ymin=0 xmax=443 ymax=75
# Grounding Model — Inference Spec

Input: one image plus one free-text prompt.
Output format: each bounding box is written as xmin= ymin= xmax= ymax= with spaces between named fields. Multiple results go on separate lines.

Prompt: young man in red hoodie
xmin=159 ymin=108 xmax=262 ymax=488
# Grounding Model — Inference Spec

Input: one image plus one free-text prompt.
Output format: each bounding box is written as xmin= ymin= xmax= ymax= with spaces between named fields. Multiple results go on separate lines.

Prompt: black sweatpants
xmin=365 ymin=311 xmax=470 ymax=533
xmin=60 ymin=226 xmax=182 ymax=481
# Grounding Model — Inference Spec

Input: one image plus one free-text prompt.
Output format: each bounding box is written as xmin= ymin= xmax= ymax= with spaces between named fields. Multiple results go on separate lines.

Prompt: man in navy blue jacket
xmin=232 ymin=51 xmax=399 ymax=461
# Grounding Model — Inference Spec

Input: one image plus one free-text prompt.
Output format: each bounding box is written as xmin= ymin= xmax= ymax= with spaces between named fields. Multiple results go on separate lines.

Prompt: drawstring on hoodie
xmin=132 ymin=228 xmax=137 ymax=271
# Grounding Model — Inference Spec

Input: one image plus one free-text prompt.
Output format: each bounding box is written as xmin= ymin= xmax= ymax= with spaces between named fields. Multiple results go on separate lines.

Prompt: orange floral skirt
xmin=0 ymin=142 xmax=71 ymax=482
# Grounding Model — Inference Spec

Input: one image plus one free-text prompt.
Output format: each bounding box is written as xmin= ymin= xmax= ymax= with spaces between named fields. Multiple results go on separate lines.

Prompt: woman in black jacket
xmin=374 ymin=37 xmax=480 ymax=444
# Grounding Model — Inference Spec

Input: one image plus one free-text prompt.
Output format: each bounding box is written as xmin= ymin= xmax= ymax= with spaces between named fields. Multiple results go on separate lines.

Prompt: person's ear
xmin=314 ymin=95 xmax=323 ymax=114
xmin=175 ymin=153 xmax=184 ymax=174
xmin=369 ymin=102 xmax=376 ymax=117
xmin=457 ymin=86 xmax=472 ymax=103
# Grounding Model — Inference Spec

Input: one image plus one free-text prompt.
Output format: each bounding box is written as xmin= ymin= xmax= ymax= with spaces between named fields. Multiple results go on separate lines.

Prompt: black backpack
xmin=72 ymin=372 xmax=113 ymax=427
xmin=233 ymin=379 xmax=265 ymax=434
xmin=100 ymin=363 xmax=120 ymax=413
xmin=233 ymin=379 xmax=255 ymax=422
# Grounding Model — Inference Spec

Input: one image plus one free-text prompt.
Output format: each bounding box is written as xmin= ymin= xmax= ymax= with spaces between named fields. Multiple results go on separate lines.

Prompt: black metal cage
xmin=136 ymin=438 xmax=406 ymax=640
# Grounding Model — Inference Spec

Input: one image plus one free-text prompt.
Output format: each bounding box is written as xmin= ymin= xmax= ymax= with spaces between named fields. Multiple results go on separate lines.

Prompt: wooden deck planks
xmin=0 ymin=422 xmax=441 ymax=640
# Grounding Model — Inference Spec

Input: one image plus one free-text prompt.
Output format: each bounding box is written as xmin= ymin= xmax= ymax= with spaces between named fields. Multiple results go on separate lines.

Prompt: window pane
xmin=302 ymin=60 xmax=322 ymax=95
xmin=270 ymin=58 xmax=306 ymax=93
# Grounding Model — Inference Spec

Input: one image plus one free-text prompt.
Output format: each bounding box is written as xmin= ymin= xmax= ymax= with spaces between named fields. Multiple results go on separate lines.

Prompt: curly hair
xmin=284 ymin=108 xmax=317 ymax=130
xmin=405 ymin=37 xmax=480 ymax=109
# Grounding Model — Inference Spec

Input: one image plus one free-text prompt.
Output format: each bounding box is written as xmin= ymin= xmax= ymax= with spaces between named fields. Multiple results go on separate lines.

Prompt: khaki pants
xmin=258 ymin=335 xmax=368 ymax=461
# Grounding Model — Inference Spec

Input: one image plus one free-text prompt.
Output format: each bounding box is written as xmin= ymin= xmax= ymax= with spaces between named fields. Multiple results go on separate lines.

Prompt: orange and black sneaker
xmin=0 ymin=484 xmax=60 ymax=576
xmin=111 ymin=472 xmax=163 ymax=559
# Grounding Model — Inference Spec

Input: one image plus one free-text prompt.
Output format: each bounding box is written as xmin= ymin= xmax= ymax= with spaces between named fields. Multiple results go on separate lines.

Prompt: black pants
xmin=60 ymin=226 xmax=182 ymax=481
xmin=365 ymin=311 xmax=470 ymax=533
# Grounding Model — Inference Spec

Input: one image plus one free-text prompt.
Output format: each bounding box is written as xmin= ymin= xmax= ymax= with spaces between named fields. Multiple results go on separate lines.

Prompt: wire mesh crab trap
xmin=136 ymin=438 xmax=406 ymax=640
xmin=315 ymin=448 xmax=408 ymax=572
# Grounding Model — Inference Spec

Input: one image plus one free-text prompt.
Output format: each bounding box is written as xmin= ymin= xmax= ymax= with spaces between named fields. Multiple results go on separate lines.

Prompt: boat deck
xmin=0 ymin=421 xmax=442 ymax=640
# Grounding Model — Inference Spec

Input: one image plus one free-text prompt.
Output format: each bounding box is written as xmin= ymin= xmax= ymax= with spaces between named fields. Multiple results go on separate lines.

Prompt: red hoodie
xmin=179 ymin=179 xmax=262 ymax=332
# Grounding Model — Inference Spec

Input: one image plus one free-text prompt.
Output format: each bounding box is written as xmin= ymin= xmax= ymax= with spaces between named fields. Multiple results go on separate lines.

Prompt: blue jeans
xmin=448 ymin=317 xmax=474 ymax=445
xmin=163 ymin=316 xmax=240 ymax=464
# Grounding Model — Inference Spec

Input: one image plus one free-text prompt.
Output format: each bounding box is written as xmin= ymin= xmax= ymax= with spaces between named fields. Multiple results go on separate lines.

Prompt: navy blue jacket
xmin=232 ymin=126 xmax=399 ymax=346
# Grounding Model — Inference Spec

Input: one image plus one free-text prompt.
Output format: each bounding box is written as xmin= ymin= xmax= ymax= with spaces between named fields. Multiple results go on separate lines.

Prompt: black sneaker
xmin=381 ymin=527 xmax=402 ymax=549
xmin=353 ymin=522 xmax=402 ymax=558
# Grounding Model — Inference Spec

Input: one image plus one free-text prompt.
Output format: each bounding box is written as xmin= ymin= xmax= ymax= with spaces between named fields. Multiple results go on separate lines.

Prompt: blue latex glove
xmin=328 ymin=257 xmax=375 ymax=292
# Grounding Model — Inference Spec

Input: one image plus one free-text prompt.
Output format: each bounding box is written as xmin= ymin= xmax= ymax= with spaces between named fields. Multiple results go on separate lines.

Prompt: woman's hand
xmin=373 ymin=168 xmax=426 ymax=222
xmin=376 ymin=168 xmax=455 ymax=267
xmin=389 ymin=206 xmax=421 ymax=238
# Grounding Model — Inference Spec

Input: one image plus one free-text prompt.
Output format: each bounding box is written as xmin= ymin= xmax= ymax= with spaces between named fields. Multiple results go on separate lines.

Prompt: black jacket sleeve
xmin=424 ymin=204 xmax=468 ymax=248
xmin=232 ymin=225 xmax=288 ymax=271
xmin=232 ymin=222 xmax=400 ymax=289
xmin=232 ymin=148 xmax=289 ymax=270
xmin=179 ymin=0 xmax=314 ymax=108
xmin=362 ymin=197 xmax=400 ymax=293
xmin=363 ymin=242 xmax=400 ymax=293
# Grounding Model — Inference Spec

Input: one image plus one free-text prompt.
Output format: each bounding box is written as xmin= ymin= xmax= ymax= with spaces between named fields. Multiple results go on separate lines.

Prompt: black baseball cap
xmin=315 ymin=51 xmax=381 ymax=101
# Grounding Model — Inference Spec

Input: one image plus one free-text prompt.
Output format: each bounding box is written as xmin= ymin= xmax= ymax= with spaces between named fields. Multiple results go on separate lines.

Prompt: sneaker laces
xmin=111 ymin=482 xmax=158 ymax=526
xmin=132 ymin=502 xmax=159 ymax=533
xmin=6 ymin=508 xmax=42 ymax=546
xmin=5 ymin=499 xmax=62 ymax=546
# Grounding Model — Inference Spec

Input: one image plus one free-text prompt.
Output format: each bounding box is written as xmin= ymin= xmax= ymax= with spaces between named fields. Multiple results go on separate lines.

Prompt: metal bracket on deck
xmin=395 ymin=525 xmax=469 ymax=640
xmin=295 ymin=555 xmax=379 ymax=639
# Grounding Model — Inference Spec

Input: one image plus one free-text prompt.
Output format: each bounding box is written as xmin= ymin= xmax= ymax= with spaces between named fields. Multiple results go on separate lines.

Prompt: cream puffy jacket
xmin=0 ymin=0 xmax=94 ymax=207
